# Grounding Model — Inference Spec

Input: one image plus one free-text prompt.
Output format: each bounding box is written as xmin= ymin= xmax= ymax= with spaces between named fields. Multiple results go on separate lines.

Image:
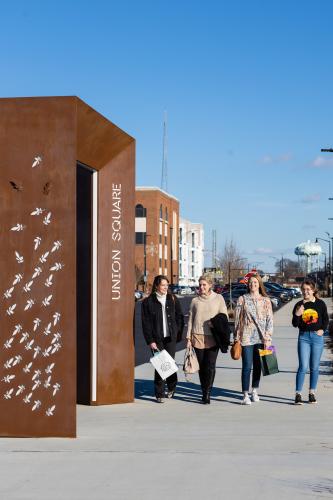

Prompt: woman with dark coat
xmin=141 ymin=275 xmax=184 ymax=403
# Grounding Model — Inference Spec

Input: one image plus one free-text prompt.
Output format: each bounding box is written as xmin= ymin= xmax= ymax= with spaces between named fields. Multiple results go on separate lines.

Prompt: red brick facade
xmin=135 ymin=188 xmax=179 ymax=290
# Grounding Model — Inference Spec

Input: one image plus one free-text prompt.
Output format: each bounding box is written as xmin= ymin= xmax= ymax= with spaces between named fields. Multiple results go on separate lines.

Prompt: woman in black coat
xmin=141 ymin=275 xmax=184 ymax=403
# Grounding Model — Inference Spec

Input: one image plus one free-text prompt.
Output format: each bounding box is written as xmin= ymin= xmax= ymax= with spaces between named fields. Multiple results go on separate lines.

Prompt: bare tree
xmin=217 ymin=239 xmax=246 ymax=284
xmin=274 ymin=258 xmax=304 ymax=280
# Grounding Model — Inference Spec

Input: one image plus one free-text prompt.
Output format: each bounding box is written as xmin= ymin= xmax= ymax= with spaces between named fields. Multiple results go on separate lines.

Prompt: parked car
xmin=287 ymin=287 xmax=302 ymax=298
xmin=263 ymin=282 xmax=291 ymax=302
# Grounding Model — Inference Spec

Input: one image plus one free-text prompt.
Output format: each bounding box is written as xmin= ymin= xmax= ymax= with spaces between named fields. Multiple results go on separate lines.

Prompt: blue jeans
xmin=241 ymin=343 xmax=264 ymax=392
xmin=296 ymin=331 xmax=324 ymax=392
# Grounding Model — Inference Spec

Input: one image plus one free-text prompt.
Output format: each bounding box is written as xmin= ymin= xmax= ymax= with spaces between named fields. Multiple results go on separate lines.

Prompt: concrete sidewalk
xmin=0 ymin=299 xmax=332 ymax=500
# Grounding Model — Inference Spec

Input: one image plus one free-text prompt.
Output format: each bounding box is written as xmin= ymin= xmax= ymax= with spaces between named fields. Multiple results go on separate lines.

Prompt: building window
xmin=159 ymin=234 xmax=162 ymax=243
xmin=179 ymin=247 xmax=182 ymax=261
xmin=159 ymin=258 xmax=162 ymax=267
xmin=191 ymin=265 xmax=195 ymax=278
xmin=165 ymin=236 xmax=167 ymax=245
xmin=179 ymin=263 xmax=182 ymax=276
xmin=135 ymin=233 xmax=145 ymax=244
xmin=165 ymin=207 xmax=168 ymax=221
xmin=159 ymin=204 xmax=163 ymax=219
xmin=179 ymin=227 xmax=183 ymax=243
xmin=165 ymin=259 xmax=167 ymax=267
xmin=191 ymin=250 xmax=195 ymax=262
xmin=135 ymin=204 xmax=146 ymax=217
xmin=191 ymin=232 xmax=195 ymax=247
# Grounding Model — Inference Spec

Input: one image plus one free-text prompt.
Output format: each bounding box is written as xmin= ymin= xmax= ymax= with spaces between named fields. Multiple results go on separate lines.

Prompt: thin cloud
xmin=253 ymin=248 xmax=273 ymax=255
xmin=310 ymin=156 xmax=333 ymax=168
xmin=300 ymin=194 xmax=321 ymax=204
xmin=259 ymin=152 xmax=292 ymax=165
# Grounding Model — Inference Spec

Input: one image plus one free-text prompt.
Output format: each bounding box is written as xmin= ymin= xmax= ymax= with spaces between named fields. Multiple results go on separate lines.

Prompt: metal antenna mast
xmin=161 ymin=111 xmax=168 ymax=192
xmin=212 ymin=229 xmax=217 ymax=267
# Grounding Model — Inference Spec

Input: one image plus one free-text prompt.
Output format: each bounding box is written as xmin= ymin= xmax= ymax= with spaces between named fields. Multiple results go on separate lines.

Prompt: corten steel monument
xmin=0 ymin=97 xmax=135 ymax=437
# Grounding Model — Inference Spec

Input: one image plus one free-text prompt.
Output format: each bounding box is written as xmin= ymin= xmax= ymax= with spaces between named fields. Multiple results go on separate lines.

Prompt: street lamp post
xmin=315 ymin=236 xmax=332 ymax=297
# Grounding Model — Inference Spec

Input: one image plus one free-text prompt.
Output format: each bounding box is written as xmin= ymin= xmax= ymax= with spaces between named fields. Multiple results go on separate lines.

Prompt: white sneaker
xmin=251 ymin=391 xmax=260 ymax=403
xmin=242 ymin=394 xmax=252 ymax=405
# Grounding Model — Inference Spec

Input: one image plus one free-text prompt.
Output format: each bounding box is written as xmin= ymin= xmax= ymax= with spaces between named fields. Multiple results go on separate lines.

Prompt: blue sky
xmin=1 ymin=0 xmax=333 ymax=272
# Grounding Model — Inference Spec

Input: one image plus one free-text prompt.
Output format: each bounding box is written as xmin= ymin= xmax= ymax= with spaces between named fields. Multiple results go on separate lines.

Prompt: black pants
xmin=194 ymin=345 xmax=219 ymax=396
xmin=154 ymin=337 xmax=177 ymax=397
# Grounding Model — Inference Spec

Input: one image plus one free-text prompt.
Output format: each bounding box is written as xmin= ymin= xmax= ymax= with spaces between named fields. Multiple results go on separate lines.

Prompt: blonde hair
xmin=301 ymin=279 xmax=319 ymax=297
xmin=198 ymin=275 xmax=214 ymax=287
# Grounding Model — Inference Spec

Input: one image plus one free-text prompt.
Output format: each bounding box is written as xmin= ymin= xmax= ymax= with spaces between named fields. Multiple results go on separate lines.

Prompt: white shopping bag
xmin=149 ymin=349 xmax=178 ymax=380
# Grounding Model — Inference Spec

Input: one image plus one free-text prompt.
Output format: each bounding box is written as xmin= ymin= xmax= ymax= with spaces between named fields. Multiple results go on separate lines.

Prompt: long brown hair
xmin=301 ymin=279 xmax=319 ymax=298
xmin=247 ymin=273 xmax=268 ymax=297
xmin=151 ymin=275 xmax=169 ymax=295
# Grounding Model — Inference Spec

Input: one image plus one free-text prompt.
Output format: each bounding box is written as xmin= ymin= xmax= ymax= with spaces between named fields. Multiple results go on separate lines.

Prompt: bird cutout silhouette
xmin=9 ymin=180 xmax=23 ymax=191
xmin=33 ymin=318 xmax=41 ymax=331
xmin=13 ymin=355 xmax=22 ymax=366
xmin=4 ymin=389 xmax=14 ymax=399
xmin=44 ymin=376 xmax=51 ymax=388
xmin=45 ymin=275 xmax=53 ymax=287
xmin=43 ymin=212 xmax=52 ymax=225
xmin=34 ymin=237 xmax=41 ymax=250
xmin=4 ymin=338 xmax=14 ymax=349
xmin=4 ymin=287 xmax=14 ymax=299
xmin=46 ymin=405 xmax=56 ymax=416
xmin=6 ymin=304 xmax=16 ymax=316
xmin=43 ymin=181 xmax=52 ymax=195
xmin=11 ymin=224 xmax=25 ymax=231
xmin=51 ymin=343 xmax=61 ymax=354
xmin=51 ymin=241 xmax=62 ymax=252
xmin=32 ymin=156 xmax=42 ymax=168
xmin=45 ymin=363 xmax=55 ymax=374
xmin=13 ymin=274 xmax=23 ymax=285
xmin=23 ymin=362 xmax=33 ymax=373
xmin=2 ymin=374 xmax=15 ymax=383
xmin=53 ymin=312 xmax=60 ymax=325
xmin=25 ymin=339 xmax=34 ymax=351
xmin=32 ymin=400 xmax=41 ymax=411
xmin=32 ymin=267 xmax=42 ymax=279
xmin=50 ymin=262 xmax=64 ymax=271
xmin=12 ymin=324 xmax=23 ymax=336
xmin=39 ymin=252 xmax=49 ymax=264
xmin=15 ymin=385 xmax=25 ymax=396
xmin=42 ymin=346 xmax=52 ymax=357
xmin=30 ymin=208 xmax=45 ymax=216
xmin=33 ymin=346 xmax=41 ymax=359
xmin=42 ymin=295 xmax=53 ymax=307
xmin=4 ymin=358 xmax=14 ymax=369
xmin=24 ymin=299 xmax=35 ymax=311
xmin=52 ymin=383 xmax=60 ymax=396
xmin=51 ymin=332 xmax=61 ymax=344
xmin=43 ymin=323 xmax=52 ymax=336
xmin=32 ymin=370 xmax=41 ymax=381
xmin=15 ymin=252 xmax=24 ymax=264
xmin=32 ymin=380 xmax=41 ymax=392
xmin=20 ymin=332 xmax=29 ymax=343
xmin=23 ymin=392 xmax=32 ymax=403
xmin=23 ymin=281 xmax=33 ymax=293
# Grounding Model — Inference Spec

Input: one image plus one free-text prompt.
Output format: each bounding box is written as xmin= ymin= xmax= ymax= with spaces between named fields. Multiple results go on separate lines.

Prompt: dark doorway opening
xmin=76 ymin=162 xmax=94 ymax=404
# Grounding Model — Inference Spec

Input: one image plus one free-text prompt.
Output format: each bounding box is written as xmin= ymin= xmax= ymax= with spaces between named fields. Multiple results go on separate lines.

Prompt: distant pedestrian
xmin=234 ymin=274 xmax=273 ymax=405
xmin=292 ymin=279 xmax=328 ymax=405
xmin=141 ymin=275 xmax=184 ymax=403
xmin=186 ymin=275 xmax=228 ymax=404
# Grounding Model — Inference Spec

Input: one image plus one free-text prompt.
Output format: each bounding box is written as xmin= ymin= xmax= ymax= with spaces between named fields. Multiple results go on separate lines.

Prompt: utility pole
xmin=161 ymin=111 xmax=168 ymax=192
xmin=212 ymin=229 xmax=217 ymax=268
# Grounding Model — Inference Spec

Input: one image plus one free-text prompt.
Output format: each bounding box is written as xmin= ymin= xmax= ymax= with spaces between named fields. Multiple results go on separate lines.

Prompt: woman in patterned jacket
xmin=234 ymin=274 xmax=273 ymax=405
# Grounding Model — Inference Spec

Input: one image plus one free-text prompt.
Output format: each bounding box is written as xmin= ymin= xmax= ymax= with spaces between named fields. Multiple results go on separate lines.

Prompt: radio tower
xmin=161 ymin=111 xmax=168 ymax=192
xmin=212 ymin=229 xmax=217 ymax=267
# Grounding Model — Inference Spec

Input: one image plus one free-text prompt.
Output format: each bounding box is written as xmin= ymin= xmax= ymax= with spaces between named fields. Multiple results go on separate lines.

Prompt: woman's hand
xmin=264 ymin=339 xmax=272 ymax=349
xmin=295 ymin=304 xmax=304 ymax=317
xmin=186 ymin=338 xmax=192 ymax=348
xmin=316 ymin=329 xmax=324 ymax=336
xmin=149 ymin=342 xmax=158 ymax=350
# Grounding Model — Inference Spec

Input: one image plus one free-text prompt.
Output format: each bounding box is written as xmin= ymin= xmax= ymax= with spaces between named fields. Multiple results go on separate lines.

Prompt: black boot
xmin=199 ymin=370 xmax=208 ymax=403
xmin=202 ymin=368 xmax=216 ymax=404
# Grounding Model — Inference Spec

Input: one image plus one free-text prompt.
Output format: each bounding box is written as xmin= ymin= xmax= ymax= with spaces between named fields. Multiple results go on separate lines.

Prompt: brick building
xmin=135 ymin=187 xmax=179 ymax=290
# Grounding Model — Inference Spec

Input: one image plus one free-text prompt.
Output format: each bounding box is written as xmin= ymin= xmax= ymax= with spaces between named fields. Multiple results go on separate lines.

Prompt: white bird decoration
xmin=51 ymin=240 xmax=62 ymax=252
xmin=30 ymin=208 xmax=45 ymax=216
xmin=6 ymin=304 xmax=17 ymax=316
xmin=46 ymin=405 xmax=56 ymax=416
xmin=42 ymin=295 xmax=53 ymax=307
xmin=43 ymin=212 xmax=52 ymax=225
xmin=32 ymin=267 xmax=42 ymax=279
xmin=4 ymin=338 xmax=14 ymax=349
xmin=43 ymin=323 xmax=52 ymax=336
xmin=4 ymin=358 xmax=14 ymax=369
xmin=50 ymin=262 xmax=64 ymax=272
xmin=52 ymin=383 xmax=60 ymax=396
xmin=45 ymin=274 xmax=53 ymax=287
xmin=33 ymin=318 xmax=41 ymax=331
xmin=12 ymin=324 xmax=23 ymax=336
xmin=16 ymin=385 xmax=25 ymax=396
xmin=32 ymin=156 xmax=42 ymax=168
xmin=32 ymin=400 xmax=41 ymax=411
xmin=4 ymin=389 xmax=14 ymax=400
xmin=39 ymin=252 xmax=49 ymax=264
xmin=12 ymin=274 xmax=23 ymax=285
xmin=4 ymin=287 xmax=14 ymax=299
xmin=45 ymin=363 xmax=55 ymax=374
xmin=15 ymin=251 xmax=24 ymax=264
xmin=11 ymin=224 xmax=25 ymax=231
xmin=20 ymin=332 xmax=29 ymax=343
xmin=2 ymin=374 xmax=15 ymax=383
xmin=33 ymin=346 xmax=41 ymax=359
xmin=34 ymin=236 xmax=41 ymax=250
xmin=23 ymin=392 xmax=32 ymax=403
xmin=23 ymin=362 xmax=33 ymax=373
xmin=53 ymin=312 xmax=61 ymax=325
xmin=23 ymin=281 xmax=33 ymax=293
xmin=24 ymin=299 xmax=35 ymax=311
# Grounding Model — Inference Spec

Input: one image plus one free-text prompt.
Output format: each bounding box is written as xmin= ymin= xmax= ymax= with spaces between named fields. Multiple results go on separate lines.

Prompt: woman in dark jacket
xmin=141 ymin=275 xmax=184 ymax=403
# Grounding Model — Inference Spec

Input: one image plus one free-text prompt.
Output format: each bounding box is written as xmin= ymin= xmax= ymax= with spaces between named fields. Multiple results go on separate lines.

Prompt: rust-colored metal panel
xmin=96 ymin=142 xmax=135 ymax=404
xmin=0 ymin=97 xmax=77 ymax=437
